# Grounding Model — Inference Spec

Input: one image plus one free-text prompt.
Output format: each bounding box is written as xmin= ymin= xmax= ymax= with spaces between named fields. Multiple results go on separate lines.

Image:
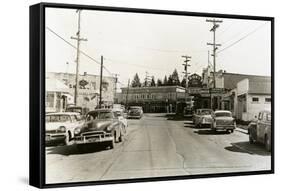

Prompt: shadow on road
xmin=225 ymin=141 xmax=270 ymax=156
xmin=46 ymin=143 xmax=111 ymax=156
xmin=194 ymin=129 xmax=230 ymax=135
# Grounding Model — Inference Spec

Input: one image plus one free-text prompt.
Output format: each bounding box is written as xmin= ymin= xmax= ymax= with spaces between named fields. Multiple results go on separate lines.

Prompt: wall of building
xmin=47 ymin=72 xmax=116 ymax=110
xmin=242 ymin=94 xmax=271 ymax=121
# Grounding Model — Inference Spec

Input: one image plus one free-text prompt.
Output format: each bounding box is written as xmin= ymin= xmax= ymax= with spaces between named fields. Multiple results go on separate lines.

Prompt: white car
xmin=211 ymin=110 xmax=236 ymax=133
xmin=113 ymin=108 xmax=128 ymax=128
xmin=45 ymin=112 xmax=84 ymax=145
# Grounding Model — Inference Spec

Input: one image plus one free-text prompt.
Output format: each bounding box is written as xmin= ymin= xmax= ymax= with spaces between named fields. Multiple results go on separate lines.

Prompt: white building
xmin=237 ymin=77 xmax=271 ymax=121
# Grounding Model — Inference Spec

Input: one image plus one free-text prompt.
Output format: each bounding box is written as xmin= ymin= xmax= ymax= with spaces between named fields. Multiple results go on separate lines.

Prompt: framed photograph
xmin=30 ymin=2 xmax=274 ymax=188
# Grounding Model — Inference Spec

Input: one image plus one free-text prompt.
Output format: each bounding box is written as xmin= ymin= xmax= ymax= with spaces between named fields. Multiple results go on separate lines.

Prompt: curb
xmin=235 ymin=127 xmax=248 ymax=134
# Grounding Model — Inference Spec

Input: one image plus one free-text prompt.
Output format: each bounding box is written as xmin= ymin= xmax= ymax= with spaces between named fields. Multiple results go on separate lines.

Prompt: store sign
xmin=79 ymin=79 xmax=88 ymax=88
xmin=188 ymin=73 xmax=202 ymax=88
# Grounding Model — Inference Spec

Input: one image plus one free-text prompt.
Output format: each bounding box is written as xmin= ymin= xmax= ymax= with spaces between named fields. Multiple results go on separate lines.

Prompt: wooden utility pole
xmin=113 ymin=73 xmax=119 ymax=104
xmin=125 ymin=79 xmax=130 ymax=108
xmin=99 ymin=55 xmax=104 ymax=108
xmin=206 ymin=19 xmax=222 ymax=89
xmin=71 ymin=9 xmax=87 ymax=105
xmin=181 ymin=55 xmax=191 ymax=103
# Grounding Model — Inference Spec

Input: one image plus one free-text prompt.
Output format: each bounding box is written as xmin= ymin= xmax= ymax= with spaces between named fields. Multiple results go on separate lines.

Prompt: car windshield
xmin=215 ymin=112 xmax=231 ymax=117
xmin=89 ymin=112 xmax=113 ymax=120
xmin=66 ymin=108 xmax=82 ymax=113
xmin=199 ymin=110 xmax=212 ymax=115
xmin=130 ymin=108 xmax=140 ymax=112
xmin=46 ymin=115 xmax=71 ymax=123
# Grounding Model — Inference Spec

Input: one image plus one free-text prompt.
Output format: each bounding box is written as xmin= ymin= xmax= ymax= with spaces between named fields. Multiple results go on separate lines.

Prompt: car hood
xmin=201 ymin=115 xmax=212 ymax=119
xmin=83 ymin=119 xmax=113 ymax=132
xmin=215 ymin=116 xmax=234 ymax=121
xmin=46 ymin=122 xmax=68 ymax=131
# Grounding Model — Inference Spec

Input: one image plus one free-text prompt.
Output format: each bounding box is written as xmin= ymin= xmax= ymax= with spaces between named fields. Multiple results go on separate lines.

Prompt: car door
xmin=257 ymin=112 xmax=266 ymax=143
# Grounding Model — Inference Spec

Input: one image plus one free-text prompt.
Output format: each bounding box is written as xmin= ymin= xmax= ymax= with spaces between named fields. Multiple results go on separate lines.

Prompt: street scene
xmin=45 ymin=8 xmax=272 ymax=184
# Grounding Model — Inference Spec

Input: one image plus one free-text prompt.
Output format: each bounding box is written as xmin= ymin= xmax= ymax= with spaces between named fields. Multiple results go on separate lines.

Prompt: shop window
xmin=252 ymin=97 xmax=259 ymax=102
xmin=265 ymin=98 xmax=271 ymax=103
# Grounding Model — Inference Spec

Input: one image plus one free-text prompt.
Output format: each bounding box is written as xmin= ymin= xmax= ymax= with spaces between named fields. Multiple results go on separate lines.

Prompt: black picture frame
xmin=30 ymin=2 xmax=274 ymax=189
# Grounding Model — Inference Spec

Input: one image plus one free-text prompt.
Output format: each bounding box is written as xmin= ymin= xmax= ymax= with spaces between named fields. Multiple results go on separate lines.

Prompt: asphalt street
xmin=45 ymin=114 xmax=271 ymax=184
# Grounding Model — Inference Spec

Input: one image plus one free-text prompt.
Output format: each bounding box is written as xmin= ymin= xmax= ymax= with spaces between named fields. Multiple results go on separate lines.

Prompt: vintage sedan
xmin=73 ymin=109 xmax=126 ymax=149
xmin=193 ymin=109 xmax=214 ymax=128
xmin=211 ymin=110 xmax=236 ymax=133
xmin=127 ymin=106 xmax=143 ymax=119
xmin=45 ymin=112 xmax=84 ymax=145
xmin=248 ymin=110 xmax=271 ymax=151
xmin=113 ymin=108 xmax=128 ymax=128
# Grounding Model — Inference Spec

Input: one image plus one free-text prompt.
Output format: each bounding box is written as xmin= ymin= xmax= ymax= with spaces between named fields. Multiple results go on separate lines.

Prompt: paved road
xmin=46 ymin=114 xmax=271 ymax=184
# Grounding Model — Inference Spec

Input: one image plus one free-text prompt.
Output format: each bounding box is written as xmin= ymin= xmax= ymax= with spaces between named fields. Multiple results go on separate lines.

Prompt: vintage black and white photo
xmin=44 ymin=7 xmax=272 ymax=184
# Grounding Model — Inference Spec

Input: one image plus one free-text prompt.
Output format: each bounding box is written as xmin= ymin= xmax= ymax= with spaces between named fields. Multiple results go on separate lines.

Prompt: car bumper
xmin=45 ymin=133 xmax=65 ymax=143
xmin=213 ymin=125 xmax=236 ymax=130
xmin=73 ymin=132 xmax=113 ymax=145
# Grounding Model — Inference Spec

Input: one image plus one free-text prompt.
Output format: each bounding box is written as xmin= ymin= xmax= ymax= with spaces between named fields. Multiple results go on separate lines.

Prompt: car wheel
xmin=265 ymin=135 xmax=271 ymax=152
xmin=109 ymin=140 xmax=115 ymax=149
xmin=249 ymin=134 xmax=254 ymax=144
xmin=64 ymin=131 xmax=71 ymax=146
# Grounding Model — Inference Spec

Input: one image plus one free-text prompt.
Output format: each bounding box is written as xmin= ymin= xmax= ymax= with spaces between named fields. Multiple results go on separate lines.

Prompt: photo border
xmin=29 ymin=2 xmax=274 ymax=188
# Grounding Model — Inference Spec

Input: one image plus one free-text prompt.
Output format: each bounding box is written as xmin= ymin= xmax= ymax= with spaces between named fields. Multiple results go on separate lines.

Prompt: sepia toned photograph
xmin=44 ymin=6 xmax=273 ymax=185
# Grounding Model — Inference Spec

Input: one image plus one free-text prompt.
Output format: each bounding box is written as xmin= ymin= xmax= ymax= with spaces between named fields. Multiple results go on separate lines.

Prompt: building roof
xmin=46 ymin=78 xmax=70 ymax=93
xmin=248 ymin=77 xmax=271 ymax=94
xmin=219 ymin=72 xmax=271 ymax=90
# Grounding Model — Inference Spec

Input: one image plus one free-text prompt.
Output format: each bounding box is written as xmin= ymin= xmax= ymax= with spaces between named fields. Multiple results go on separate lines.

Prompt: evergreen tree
xmin=131 ymin=73 xmax=141 ymax=87
xmin=167 ymin=75 xmax=173 ymax=86
xmin=151 ymin=76 xmax=156 ymax=86
xmin=157 ymin=79 xmax=162 ymax=86
xmin=171 ymin=69 xmax=180 ymax=86
xmin=181 ymin=78 xmax=187 ymax=88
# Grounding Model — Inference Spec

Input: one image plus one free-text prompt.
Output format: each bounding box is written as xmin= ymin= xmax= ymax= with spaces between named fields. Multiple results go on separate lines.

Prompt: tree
xmin=163 ymin=75 xmax=168 ymax=86
xmin=171 ymin=69 xmax=180 ymax=86
xmin=167 ymin=75 xmax=173 ymax=86
xmin=181 ymin=78 xmax=187 ymax=88
xmin=157 ymin=79 xmax=162 ymax=86
xmin=151 ymin=76 xmax=156 ymax=86
xmin=131 ymin=73 xmax=141 ymax=87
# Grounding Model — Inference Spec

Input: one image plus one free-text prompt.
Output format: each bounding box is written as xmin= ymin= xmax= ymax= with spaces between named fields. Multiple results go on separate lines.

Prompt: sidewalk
xmin=235 ymin=125 xmax=249 ymax=134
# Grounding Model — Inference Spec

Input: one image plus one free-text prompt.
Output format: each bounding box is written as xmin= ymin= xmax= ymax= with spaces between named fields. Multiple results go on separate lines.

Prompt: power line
xmin=217 ymin=22 xmax=268 ymax=54
xmin=46 ymin=26 xmax=115 ymax=78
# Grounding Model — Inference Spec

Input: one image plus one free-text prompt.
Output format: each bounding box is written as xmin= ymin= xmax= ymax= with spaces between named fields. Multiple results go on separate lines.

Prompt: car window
xmin=46 ymin=115 xmax=71 ymax=123
xmin=215 ymin=112 xmax=231 ymax=117
xmin=267 ymin=113 xmax=271 ymax=122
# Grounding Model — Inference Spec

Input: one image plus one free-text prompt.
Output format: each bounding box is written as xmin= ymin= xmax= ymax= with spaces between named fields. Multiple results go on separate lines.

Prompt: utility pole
xmin=113 ymin=73 xmax=119 ymax=103
xmin=99 ymin=55 xmax=104 ymax=108
xmin=125 ymin=79 xmax=130 ymax=109
xmin=144 ymin=71 xmax=151 ymax=87
xmin=181 ymin=55 xmax=191 ymax=103
xmin=206 ymin=19 xmax=222 ymax=89
xmin=71 ymin=9 xmax=87 ymax=105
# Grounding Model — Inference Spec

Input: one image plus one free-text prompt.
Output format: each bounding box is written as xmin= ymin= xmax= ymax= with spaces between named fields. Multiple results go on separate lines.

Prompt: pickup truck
xmin=248 ymin=110 xmax=271 ymax=151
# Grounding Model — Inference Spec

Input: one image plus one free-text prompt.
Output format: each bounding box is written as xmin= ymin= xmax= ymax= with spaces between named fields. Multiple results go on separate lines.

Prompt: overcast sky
xmin=46 ymin=7 xmax=271 ymax=89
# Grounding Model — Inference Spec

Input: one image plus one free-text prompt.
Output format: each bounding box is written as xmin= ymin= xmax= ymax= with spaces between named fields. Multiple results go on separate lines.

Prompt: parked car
xmin=45 ymin=112 xmax=84 ymax=145
xmin=127 ymin=106 xmax=143 ymax=119
xmin=65 ymin=105 xmax=90 ymax=118
xmin=113 ymin=108 xmax=128 ymax=128
xmin=73 ymin=109 xmax=126 ymax=149
xmin=193 ymin=109 xmax=214 ymax=128
xmin=248 ymin=110 xmax=271 ymax=151
xmin=211 ymin=110 xmax=236 ymax=133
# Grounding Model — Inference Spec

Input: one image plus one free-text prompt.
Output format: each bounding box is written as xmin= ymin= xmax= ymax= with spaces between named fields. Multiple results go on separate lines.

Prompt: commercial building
xmin=116 ymin=86 xmax=187 ymax=113
xmin=46 ymin=72 xmax=116 ymax=110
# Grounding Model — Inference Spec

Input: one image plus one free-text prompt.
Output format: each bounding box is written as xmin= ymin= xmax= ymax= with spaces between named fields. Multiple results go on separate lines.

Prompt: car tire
xmin=265 ymin=135 xmax=271 ymax=152
xmin=64 ymin=131 xmax=71 ymax=146
xmin=109 ymin=140 xmax=115 ymax=149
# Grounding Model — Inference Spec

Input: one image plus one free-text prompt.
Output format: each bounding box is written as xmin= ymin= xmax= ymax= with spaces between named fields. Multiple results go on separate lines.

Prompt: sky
xmin=45 ymin=7 xmax=271 ymax=90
